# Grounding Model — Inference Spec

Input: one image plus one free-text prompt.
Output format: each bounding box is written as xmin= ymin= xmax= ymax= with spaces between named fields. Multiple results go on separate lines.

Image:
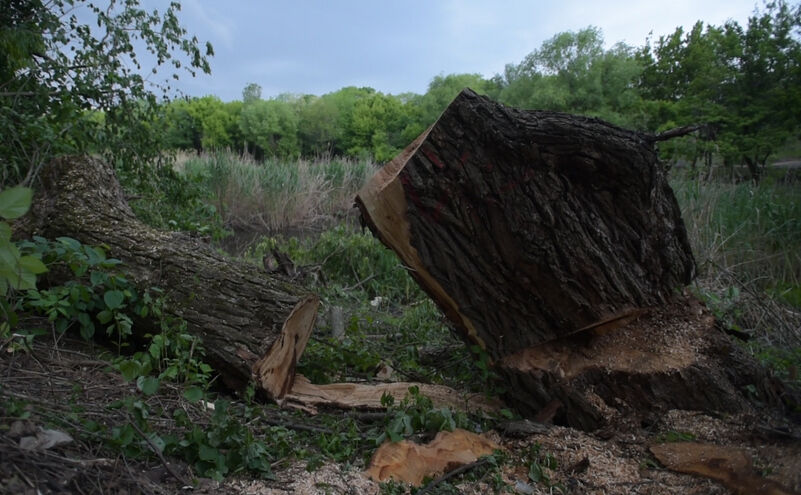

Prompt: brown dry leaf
xmin=364 ymin=428 xmax=501 ymax=486
xmin=650 ymin=442 xmax=797 ymax=495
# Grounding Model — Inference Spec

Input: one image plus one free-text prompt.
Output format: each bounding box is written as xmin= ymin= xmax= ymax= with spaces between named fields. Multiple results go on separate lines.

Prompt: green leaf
xmin=199 ymin=443 xmax=219 ymax=462
xmin=90 ymin=271 xmax=108 ymax=287
xmin=104 ymin=290 xmax=125 ymax=309
xmin=183 ymin=386 xmax=204 ymax=402
xmin=56 ymin=237 xmax=82 ymax=252
xmin=0 ymin=187 xmax=33 ymax=220
xmin=18 ymin=255 xmax=48 ymax=275
xmin=137 ymin=375 xmax=160 ymax=395
xmin=97 ymin=310 xmax=113 ymax=324
xmin=0 ymin=223 xmax=11 ymax=242
xmin=117 ymin=360 xmax=141 ymax=381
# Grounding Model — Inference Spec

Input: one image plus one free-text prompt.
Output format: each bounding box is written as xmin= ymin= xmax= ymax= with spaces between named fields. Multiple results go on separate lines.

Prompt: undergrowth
xmin=1 ymin=185 xmax=507 ymax=487
xmin=179 ymin=150 xmax=374 ymax=232
xmin=671 ymin=172 xmax=801 ymax=386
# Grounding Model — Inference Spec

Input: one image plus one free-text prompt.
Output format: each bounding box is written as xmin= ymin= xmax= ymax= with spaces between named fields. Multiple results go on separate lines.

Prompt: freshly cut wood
xmin=365 ymin=429 xmax=501 ymax=485
xmin=356 ymin=89 xmax=792 ymax=428
xmin=498 ymin=295 xmax=790 ymax=430
xmin=20 ymin=156 xmax=318 ymax=397
xmin=282 ymin=375 xmax=501 ymax=414
xmin=650 ymin=442 xmax=796 ymax=495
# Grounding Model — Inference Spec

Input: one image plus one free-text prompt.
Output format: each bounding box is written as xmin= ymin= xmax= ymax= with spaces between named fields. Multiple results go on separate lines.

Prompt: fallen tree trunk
xmin=20 ymin=156 xmax=318 ymax=396
xmin=18 ymin=156 xmax=497 ymax=416
xmin=356 ymin=89 xmax=793 ymax=429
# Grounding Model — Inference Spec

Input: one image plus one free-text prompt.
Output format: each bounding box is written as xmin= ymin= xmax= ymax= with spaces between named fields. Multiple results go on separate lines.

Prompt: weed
xmin=525 ymin=443 xmax=563 ymax=492
xmin=377 ymin=386 xmax=473 ymax=445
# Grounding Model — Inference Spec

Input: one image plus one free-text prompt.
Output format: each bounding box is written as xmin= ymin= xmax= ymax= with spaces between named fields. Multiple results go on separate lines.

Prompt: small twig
xmin=344 ymin=273 xmax=377 ymax=292
xmin=416 ymin=456 xmax=492 ymax=495
xmin=128 ymin=420 xmax=191 ymax=488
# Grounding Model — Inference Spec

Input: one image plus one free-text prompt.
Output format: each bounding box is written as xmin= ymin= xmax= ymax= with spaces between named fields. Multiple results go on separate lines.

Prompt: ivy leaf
xmin=0 ymin=187 xmax=33 ymax=219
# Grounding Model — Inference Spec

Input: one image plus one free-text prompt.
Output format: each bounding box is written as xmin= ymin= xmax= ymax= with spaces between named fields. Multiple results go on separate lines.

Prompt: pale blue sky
xmin=154 ymin=0 xmax=761 ymax=101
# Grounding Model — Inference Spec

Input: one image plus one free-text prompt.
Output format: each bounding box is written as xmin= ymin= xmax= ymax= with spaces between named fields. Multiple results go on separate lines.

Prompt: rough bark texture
xmin=19 ymin=156 xmax=319 ymax=396
xmin=357 ymin=89 xmax=695 ymax=359
xmin=356 ymin=89 xmax=794 ymax=430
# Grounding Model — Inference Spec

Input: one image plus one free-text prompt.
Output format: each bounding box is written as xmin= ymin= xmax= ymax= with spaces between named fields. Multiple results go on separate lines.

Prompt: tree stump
xmin=19 ymin=156 xmax=318 ymax=397
xmin=356 ymin=89 xmax=792 ymax=429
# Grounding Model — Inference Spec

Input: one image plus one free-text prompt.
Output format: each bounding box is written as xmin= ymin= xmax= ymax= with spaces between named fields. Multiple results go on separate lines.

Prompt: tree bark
xmin=356 ymin=89 xmax=793 ymax=429
xmin=357 ymin=88 xmax=696 ymax=359
xmin=19 ymin=155 xmax=319 ymax=397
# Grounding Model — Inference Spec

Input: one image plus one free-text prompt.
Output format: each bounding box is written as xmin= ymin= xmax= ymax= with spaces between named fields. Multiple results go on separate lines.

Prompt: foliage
xmin=376 ymin=386 xmax=472 ymax=444
xmin=0 ymin=0 xmax=213 ymax=186
xmin=495 ymin=27 xmax=645 ymax=127
xmin=525 ymin=443 xmax=563 ymax=492
xmin=639 ymin=1 xmax=801 ymax=180
xmin=0 ymin=186 xmax=47 ymax=343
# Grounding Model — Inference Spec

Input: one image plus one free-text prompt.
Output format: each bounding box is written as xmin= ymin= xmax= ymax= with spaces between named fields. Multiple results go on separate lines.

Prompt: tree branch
xmin=647 ymin=124 xmax=703 ymax=142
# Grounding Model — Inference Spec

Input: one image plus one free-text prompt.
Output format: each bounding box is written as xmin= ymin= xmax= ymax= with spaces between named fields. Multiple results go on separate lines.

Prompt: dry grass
xmin=179 ymin=150 xmax=375 ymax=232
xmin=671 ymin=175 xmax=801 ymax=351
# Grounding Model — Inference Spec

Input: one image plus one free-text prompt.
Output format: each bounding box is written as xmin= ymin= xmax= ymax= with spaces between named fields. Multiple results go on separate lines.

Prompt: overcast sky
xmin=158 ymin=0 xmax=761 ymax=101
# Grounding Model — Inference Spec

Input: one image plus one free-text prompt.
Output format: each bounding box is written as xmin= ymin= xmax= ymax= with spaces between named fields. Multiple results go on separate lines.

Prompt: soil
xmin=2 ymin=329 xmax=800 ymax=494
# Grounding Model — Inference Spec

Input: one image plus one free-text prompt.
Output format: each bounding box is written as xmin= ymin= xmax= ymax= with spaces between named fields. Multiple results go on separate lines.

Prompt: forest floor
xmin=2 ymin=308 xmax=800 ymax=495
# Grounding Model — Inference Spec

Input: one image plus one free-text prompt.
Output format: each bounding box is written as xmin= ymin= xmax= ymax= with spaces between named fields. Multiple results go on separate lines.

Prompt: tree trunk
xmin=356 ymin=89 xmax=792 ymax=429
xmin=19 ymin=156 xmax=318 ymax=398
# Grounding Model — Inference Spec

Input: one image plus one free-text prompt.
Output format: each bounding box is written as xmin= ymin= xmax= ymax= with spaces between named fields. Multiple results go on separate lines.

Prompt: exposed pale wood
xmin=283 ymin=375 xmax=502 ymax=414
xmin=650 ymin=442 xmax=796 ymax=495
xmin=364 ymin=429 xmax=501 ymax=485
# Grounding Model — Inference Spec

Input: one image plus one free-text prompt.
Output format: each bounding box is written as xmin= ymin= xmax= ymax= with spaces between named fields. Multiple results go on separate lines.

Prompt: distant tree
xmin=239 ymin=99 xmax=300 ymax=158
xmin=495 ymin=27 xmax=644 ymax=127
xmin=297 ymin=94 xmax=340 ymax=155
xmin=242 ymin=83 xmax=262 ymax=104
xmin=418 ymin=73 xmax=497 ymax=125
xmin=0 ymin=0 xmax=213 ymax=186
xmin=639 ymin=1 xmax=801 ymax=181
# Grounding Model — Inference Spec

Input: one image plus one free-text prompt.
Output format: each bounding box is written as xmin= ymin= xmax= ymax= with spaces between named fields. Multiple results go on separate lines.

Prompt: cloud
xmin=182 ymin=0 xmax=235 ymax=50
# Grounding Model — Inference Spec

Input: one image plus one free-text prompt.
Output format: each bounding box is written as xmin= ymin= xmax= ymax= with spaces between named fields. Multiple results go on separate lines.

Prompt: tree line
xmin=159 ymin=2 xmax=801 ymax=181
xmin=2 ymin=1 xmax=800 ymax=186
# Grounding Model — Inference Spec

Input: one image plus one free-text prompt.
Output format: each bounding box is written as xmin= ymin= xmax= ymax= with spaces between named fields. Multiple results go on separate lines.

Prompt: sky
xmin=155 ymin=0 xmax=762 ymax=101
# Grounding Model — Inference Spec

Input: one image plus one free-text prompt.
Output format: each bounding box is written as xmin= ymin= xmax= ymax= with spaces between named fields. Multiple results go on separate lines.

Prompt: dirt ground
xmin=1 ymin=333 xmax=800 ymax=495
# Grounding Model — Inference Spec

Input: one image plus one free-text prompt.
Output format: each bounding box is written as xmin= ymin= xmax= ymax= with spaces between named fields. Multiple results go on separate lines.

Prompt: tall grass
xmin=178 ymin=150 xmax=375 ymax=232
xmin=672 ymin=174 xmax=801 ymax=351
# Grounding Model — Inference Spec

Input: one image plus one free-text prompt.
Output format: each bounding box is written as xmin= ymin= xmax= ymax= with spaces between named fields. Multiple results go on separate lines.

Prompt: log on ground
xmin=20 ymin=156 xmax=318 ymax=397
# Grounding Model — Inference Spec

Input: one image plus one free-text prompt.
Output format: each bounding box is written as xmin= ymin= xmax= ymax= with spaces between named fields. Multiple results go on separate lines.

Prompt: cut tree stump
xmin=356 ymin=89 xmax=794 ymax=429
xmin=19 ymin=156 xmax=318 ymax=397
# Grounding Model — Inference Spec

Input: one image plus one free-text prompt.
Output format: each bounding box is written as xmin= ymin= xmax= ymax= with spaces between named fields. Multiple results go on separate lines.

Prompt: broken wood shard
xmin=650 ymin=442 xmax=797 ymax=495
xmin=21 ymin=156 xmax=318 ymax=395
xmin=365 ymin=429 xmax=501 ymax=485
xmin=283 ymin=375 xmax=501 ymax=414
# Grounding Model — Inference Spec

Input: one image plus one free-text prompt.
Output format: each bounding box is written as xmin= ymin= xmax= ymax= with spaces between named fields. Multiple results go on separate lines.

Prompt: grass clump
xmin=179 ymin=150 xmax=375 ymax=232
